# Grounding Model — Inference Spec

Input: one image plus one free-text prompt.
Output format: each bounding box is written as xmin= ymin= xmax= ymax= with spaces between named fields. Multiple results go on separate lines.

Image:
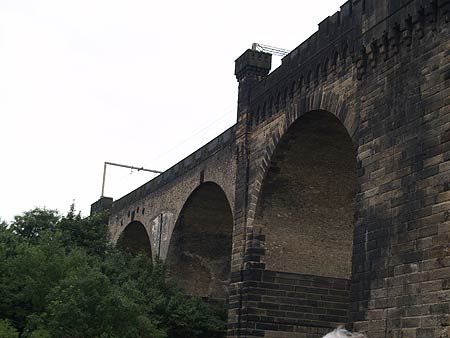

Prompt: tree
xmin=10 ymin=208 xmax=59 ymax=243
xmin=57 ymin=206 xmax=110 ymax=255
xmin=0 ymin=236 xmax=87 ymax=332
xmin=0 ymin=207 xmax=227 ymax=338
xmin=0 ymin=320 xmax=18 ymax=338
xmin=44 ymin=266 xmax=141 ymax=338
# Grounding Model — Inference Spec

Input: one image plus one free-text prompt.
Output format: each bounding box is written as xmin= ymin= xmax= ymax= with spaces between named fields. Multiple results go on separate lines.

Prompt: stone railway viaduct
xmin=91 ymin=0 xmax=450 ymax=336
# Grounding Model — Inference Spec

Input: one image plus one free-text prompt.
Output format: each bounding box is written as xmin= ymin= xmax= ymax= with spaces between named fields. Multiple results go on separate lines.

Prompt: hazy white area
xmin=0 ymin=0 xmax=346 ymax=222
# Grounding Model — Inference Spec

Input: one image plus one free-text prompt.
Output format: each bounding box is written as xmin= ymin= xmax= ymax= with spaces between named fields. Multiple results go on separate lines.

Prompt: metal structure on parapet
xmin=251 ymin=43 xmax=290 ymax=57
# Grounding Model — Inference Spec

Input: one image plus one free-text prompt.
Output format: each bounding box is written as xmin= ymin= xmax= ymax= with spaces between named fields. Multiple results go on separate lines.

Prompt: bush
xmin=0 ymin=207 xmax=226 ymax=338
xmin=0 ymin=320 xmax=18 ymax=338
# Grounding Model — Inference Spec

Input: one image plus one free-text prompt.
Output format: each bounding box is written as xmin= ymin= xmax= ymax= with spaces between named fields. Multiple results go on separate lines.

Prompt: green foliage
xmin=27 ymin=330 xmax=50 ymax=338
xmin=57 ymin=206 xmax=110 ymax=255
xmin=163 ymin=293 xmax=227 ymax=338
xmin=0 ymin=207 xmax=227 ymax=338
xmin=0 ymin=222 xmax=18 ymax=258
xmin=44 ymin=266 xmax=140 ymax=338
xmin=0 ymin=320 xmax=18 ymax=338
xmin=0 ymin=236 xmax=88 ymax=332
xmin=10 ymin=208 xmax=59 ymax=243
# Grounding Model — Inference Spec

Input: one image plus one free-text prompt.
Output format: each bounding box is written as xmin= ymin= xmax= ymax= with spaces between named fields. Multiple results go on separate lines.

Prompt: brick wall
xmin=231 ymin=269 xmax=350 ymax=337
xmin=254 ymin=111 xmax=356 ymax=279
xmin=230 ymin=0 xmax=450 ymax=337
xmin=97 ymin=0 xmax=450 ymax=336
xmin=166 ymin=182 xmax=233 ymax=299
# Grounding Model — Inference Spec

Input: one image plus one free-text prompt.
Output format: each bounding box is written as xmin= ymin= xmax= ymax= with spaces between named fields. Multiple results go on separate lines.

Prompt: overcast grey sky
xmin=0 ymin=0 xmax=345 ymax=222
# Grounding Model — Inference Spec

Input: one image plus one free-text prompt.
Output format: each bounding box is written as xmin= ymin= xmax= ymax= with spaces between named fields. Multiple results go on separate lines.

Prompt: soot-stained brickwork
xmin=230 ymin=0 xmax=450 ymax=336
xmin=116 ymin=220 xmax=152 ymax=257
xmin=166 ymin=182 xmax=233 ymax=299
xmin=91 ymin=0 xmax=450 ymax=336
xmin=99 ymin=126 xmax=236 ymax=302
xmin=254 ymin=111 xmax=357 ymax=279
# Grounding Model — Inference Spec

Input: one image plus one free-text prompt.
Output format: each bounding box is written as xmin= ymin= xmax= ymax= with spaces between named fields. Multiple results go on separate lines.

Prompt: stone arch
xmin=252 ymin=110 xmax=357 ymax=278
xmin=117 ymin=221 xmax=152 ymax=257
xmin=307 ymin=70 xmax=313 ymax=86
xmin=289 ymin=81 xmax=296 ymax=100
xmin=342 ymin=42 xmax=349 ymax=63
xmin=333 ymin=50 xmax=340 ymax=68
xmin=282 ymin=87 xmax=288 ymax=107
xmin=250 ymin=95 xmax=357 ymax=222
xmin=315 ymin=63 xmax=321 ymax=83
xmin=165 ymin=181 xmax=233 ymax=300
xmin=324 ymin=57 xmax=330 ymax=78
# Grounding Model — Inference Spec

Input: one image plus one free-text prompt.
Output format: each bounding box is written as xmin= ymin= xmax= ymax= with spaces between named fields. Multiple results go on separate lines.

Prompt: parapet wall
xmin=111 ymin=125 xmax=236 ymax=213
xmin=246 ymin=0 xmax=449 ymax=127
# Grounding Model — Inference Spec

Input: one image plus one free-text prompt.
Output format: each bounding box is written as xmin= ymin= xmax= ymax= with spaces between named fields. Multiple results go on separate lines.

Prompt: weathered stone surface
xmin=91 ymin=0 xmax=450 ymax=336
xmin=97 ymin=126 xmax=237 ymax=299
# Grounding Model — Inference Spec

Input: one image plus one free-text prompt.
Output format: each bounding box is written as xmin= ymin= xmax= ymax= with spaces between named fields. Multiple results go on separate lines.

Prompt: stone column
xmin=228 ymin=49 xmax=271 ymax=338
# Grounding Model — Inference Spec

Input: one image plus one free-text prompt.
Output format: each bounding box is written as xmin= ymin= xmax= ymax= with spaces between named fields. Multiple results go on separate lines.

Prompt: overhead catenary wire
xmin=101 ymin=161 xmax=162 ymax=198
xmin=106 ymin=105 xmax=236 ymax=197
xmin=108 ymin=43 xmax=289 ymax=195
xmin=142 ymin=105 xmax=236 ymax=168
xmin=103 ymin=45 xmax=286 ymax=198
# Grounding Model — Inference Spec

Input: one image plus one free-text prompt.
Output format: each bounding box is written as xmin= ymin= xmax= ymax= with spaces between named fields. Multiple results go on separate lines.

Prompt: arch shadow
xmin=255 ymin=110 xmax=357 ymax=278
xmin=117 ymin=221 xmax=152 ymax=258
xmin=166 ymin=182 xmax=234 ymax=301
xmin=249 ymin=110 xmax=358 ymax=329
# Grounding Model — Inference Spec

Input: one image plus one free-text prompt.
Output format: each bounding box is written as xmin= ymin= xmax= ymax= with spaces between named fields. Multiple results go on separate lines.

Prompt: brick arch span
xmin=248 ymin=92 xmax=358 ymax=224
xmin=117 ymin=220 xmax=152 ymax=258
xmin=166 ymin=181 xmax=234 ymax=300
xmin=251 ymin=109 xmax=358 ymax=280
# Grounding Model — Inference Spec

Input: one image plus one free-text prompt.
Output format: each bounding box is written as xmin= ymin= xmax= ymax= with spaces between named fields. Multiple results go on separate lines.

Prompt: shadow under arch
xmin=166 ymin=181 xmax=233 ymax=301
xmin=255 ymin=109 xmax=357 ymax=279
xmin=117 ymin=221 xmax=152 ymax=258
